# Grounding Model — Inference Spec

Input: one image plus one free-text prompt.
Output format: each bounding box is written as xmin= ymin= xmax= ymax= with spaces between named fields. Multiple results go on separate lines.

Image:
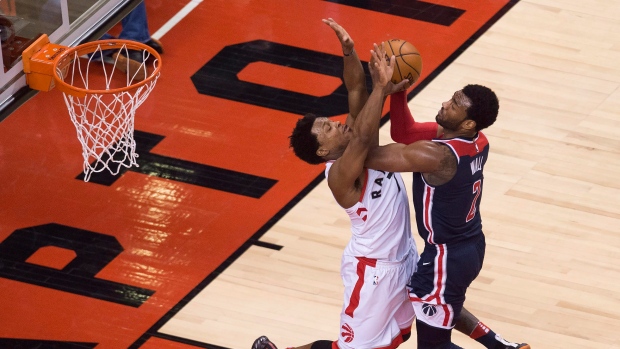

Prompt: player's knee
xmin=310 ymin=340 xmax=333 ymax=349
xmin=416 ymin=319 xmax=452 ymax=349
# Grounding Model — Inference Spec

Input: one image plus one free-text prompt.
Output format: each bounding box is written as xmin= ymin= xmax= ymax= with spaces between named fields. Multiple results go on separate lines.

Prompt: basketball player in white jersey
xmin=263 ymin=22 xmax=416 ymax=349
xmin=253 ymin=19 xmax=528 ymax=349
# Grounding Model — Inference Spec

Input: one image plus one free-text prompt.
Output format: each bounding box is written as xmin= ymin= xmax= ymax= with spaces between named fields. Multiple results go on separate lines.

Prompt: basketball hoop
xmin=22 ymin=34 xmax=162 ymax=182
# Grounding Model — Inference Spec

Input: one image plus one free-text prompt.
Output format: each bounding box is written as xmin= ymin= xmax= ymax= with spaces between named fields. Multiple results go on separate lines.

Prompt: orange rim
xmin=52 ymin=39 xmax=162 ymax=96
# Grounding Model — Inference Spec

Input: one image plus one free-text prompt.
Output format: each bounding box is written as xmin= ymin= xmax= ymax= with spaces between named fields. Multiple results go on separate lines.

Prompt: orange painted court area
xmin=0 ymin=0 xmax=510 ymax=347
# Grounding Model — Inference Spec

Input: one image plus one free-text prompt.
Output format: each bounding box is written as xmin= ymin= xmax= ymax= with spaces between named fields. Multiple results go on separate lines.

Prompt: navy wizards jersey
xmin=412 ymin=133 xmax=489 ymax=245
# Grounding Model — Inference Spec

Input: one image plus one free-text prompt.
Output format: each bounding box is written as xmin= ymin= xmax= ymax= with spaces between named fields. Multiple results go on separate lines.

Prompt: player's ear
xmin=462 ymin=119 xmax=476 ymax=131
xmin=316 ymin=148 xmax=329 ymax=157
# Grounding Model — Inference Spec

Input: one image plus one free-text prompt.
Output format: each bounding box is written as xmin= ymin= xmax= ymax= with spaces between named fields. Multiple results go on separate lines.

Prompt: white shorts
xmin=336 ymin=249 xmax=418 ymax=349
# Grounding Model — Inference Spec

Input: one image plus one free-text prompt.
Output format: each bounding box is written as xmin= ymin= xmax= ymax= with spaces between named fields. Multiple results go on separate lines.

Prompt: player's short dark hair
xmin=462 ymin=84 xmax=499 ymax=131
xmin=289 ymin=113 xmax=325 ymax=165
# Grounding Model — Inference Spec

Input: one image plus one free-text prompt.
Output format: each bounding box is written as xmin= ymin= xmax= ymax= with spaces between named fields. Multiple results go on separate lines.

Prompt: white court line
xmin=151 ymin=0 xmax=203 ymax=40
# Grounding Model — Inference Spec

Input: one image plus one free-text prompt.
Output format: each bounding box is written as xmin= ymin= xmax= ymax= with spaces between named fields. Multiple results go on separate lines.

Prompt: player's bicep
xmin=327 ymin=141 xmax=368 ymax=206
xmin=365 ymin=141 xmax=442 ymax=173
xmin=364 ymin=143 xmax=410 ymax=172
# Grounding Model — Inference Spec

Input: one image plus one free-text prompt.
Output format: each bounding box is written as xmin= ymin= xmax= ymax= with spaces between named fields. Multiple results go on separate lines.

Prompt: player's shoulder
xmin=415 ymin=139 xmax=449 ymax=155
xmin=326 ymin=159 xmax=365 ymax=208
xmin=476 ymin=131 xmax=489 ymax=146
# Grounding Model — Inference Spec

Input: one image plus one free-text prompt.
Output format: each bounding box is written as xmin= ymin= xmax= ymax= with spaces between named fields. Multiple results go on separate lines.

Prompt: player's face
xmin=312 ymin=117 xmax=351 ymax=159
xmin=436 ymin=90 xmax=471 ymax=131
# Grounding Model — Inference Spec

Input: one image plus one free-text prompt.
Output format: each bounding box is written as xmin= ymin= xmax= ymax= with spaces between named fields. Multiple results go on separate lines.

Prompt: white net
xmin=56 ymin=42 xmax=160 ymax=181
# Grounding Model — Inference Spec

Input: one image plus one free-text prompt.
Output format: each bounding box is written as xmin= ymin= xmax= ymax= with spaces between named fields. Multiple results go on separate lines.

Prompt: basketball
xmin=383 ymin=39 xmax=422 ymax=85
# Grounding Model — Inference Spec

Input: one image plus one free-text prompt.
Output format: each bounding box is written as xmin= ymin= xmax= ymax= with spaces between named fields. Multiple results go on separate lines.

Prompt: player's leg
xmin=454 ymin=307 xmax=531 ymax=349
xmin=410 ymin=297 xmax=466 ymax=349
xmin=118 ymin=1 xmax=151 ymax=44
xmin=336 ymin=256 xmax=411 ymax=349
xmin=415 ymin=319 xmax=464 ymax=349
xmin=449 ymin=236 xmax=530 ymax=349
xmin=118 ymin=1 xmax=164 ymax=53
xmin=253 ymin=254 xmax=414 ymax=349
xmin=409 ymin=239 xmax=482 ymax=349
xmin=322 ymin=18 xmax=369 ymax=120
xmin=110 ymin=1 xmax=163 ymax=80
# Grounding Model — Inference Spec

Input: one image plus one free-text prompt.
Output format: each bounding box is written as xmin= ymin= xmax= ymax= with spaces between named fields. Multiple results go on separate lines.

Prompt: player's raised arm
xmin=389 ymin=90 xmax=441 ymax=143
xmin=327 ymin=44 xmax=395 ymax=208
xmin=322 ymin=18 xmax=369 ymax=123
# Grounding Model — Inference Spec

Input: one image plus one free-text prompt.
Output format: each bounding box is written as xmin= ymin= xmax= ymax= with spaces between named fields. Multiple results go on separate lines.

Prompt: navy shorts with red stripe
xmin=408 ymin=233 xmax=485 ymax=327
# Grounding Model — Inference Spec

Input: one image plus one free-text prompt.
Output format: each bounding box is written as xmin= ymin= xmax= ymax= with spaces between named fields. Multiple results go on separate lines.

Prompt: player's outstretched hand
xmin=384 ymin=80 xmax=411 ymax=95
xmin=369 ymin=42 xmax=395 ymax=88
xmin=322 ymin=18 xmax=354 ymax=56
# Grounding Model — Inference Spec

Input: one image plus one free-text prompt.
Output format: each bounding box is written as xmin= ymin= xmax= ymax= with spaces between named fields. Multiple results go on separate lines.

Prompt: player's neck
xmin=441 ymin=129 xmax=477 ymax=139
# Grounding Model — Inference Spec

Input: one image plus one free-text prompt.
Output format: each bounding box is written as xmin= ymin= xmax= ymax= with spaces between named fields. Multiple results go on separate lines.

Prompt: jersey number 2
xmin=466 ymin=180 xmax=482 ymax=222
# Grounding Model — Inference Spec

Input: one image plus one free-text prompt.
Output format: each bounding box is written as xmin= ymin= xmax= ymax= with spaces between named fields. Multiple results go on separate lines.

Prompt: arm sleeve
xmin=389 ymin=91 xmax=439 ymax=144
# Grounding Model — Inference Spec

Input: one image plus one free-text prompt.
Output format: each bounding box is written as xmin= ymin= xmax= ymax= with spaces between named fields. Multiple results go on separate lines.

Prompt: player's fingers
xmin=394 ymin=80 xmax=410 ymax=91
xmin=367 ymin=60 xmax=377 ymax=74
xmin=377 ymin=41 xmax=386 ymax=55
xmin=373 ymin=44 xmax=384 ymax=62
xmin=368 ymin=49 xmax=375 ymax=61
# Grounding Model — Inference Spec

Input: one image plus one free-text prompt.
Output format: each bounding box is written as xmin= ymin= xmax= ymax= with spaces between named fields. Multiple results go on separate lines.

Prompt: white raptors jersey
xmin=325 ymin=162 xmax=415 ymax=261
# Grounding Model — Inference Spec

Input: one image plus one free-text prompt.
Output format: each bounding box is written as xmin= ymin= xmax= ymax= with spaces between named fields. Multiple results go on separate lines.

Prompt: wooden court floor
xmin=0 ymin=0 xmax=619 ymax=348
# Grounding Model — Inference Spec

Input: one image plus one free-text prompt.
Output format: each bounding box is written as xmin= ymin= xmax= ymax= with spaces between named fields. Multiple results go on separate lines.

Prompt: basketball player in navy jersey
xmin=252 ymin=19 xmax=529 ymax=349
xmin=365 ymin=85 xmax=528 ymax=349
xmin=387 ymin=89 xmax=530 ymax=349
